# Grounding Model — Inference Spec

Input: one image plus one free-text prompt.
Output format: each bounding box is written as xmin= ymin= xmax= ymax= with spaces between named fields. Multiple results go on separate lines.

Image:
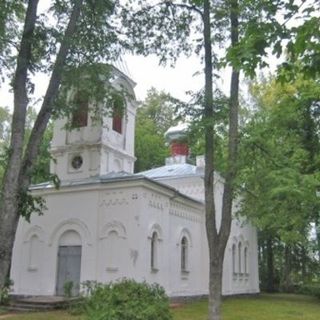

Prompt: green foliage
xmin=135 ymin=118 xmax=170 ymax=172
xmin=0 ymin=278 xmax=13 ymax=305
xmin=298 ymin=283 xmax=320 ymax=299
xmin=121 ymin=2 xmax=196 ymax=65
xmin=177 ymin=88 xmax=229 ymax=173
xmin=53 ymin=64 xmax=114 ymax=123
xmin=0 ymin=107 xmax=53 ymax=220
xmin=0 ymin=1 xmax=24 ymax=81
xmin=63 ymin=280 xmax=74 ymax=298
xmin=0 ymin=106 xmax=54 ymax=186
xmin=18 ymin=192 xmax=47 ymax=223
xmin=0 ymin=106 xmax=11 ymax=143
xmin=0 ymin=106 xmax=11 ymax=181
xmin=81 ymin=279 xmax=172 ymax=320
xmin=4 ymin=294 xmax=320 ymax=320
xmin=278 ymin=2 xmax=320 ymax=80
xmin=238 ymin=76 xmax=320 ymax=243
xmin=135 ymin=88 xmax=181 ymax=172
xmin=238 ymin=75 xmax=320 ymax=290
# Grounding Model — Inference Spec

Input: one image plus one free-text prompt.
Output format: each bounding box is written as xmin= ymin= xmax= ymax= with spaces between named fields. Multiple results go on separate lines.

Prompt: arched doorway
xmin=56 ymin=230 xmax=82 ymax=296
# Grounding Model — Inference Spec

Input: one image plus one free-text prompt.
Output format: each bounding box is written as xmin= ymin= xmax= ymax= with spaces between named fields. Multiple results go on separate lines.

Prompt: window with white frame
xmin=151 ymin=231 xmax=158 ymax=270
xmin=232 ymin=244 xmax=236 ymax=274
xmin=106 ymin=230 xmax=119 ymax=271
xmin=28 ymin=234 xmax=39 ymax=271
xmin=244 ymin=247 xmax=248 ymax=274
xmin=181 ymin=236 xmax=188 ymax=272
xmin=238 ymin=242 xmax=242 ymax=274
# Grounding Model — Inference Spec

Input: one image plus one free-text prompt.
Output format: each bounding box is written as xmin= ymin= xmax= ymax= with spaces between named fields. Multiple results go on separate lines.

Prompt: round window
xmin=71 ymin=155 xmax=83 ymax=170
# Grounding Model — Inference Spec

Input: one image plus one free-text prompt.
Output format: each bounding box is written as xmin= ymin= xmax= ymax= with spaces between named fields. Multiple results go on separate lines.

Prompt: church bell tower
xmin=50 ymin=68 xmax=138 ymax=181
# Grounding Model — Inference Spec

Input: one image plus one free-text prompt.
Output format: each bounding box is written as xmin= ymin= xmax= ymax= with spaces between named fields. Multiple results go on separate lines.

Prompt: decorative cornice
xmin=148 ymin=193 xmax=164 ymax=211
xmin=99 ymin=191 xmax=129 ymax=207
xmin=169 ymin=201 xmax=202 ymax=223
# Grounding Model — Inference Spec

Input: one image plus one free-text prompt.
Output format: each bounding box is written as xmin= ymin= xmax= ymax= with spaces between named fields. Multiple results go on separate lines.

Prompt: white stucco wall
xmin=11 ymin=180 xmax=208 ymax=297
xmin=10 ymin=66 xmax=259 ymax=298
xmin=149 ymin=173 xmax=260 ymax=296
xmin=11 ymin=175 xmax=259 ymax=297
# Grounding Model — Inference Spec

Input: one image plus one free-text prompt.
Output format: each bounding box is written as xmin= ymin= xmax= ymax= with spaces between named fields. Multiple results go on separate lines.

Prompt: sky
xmin=0 ymin=52 xmax=233 ymax=111
xmin=0 ymin=0 xmax=230 ymax=110
xmin=0 ymin=52 xmax=214 ymax=110
xmin=1 ymin=0 xmax=312 ymax=111
xmin=125 ymin=54 xmax=204 ymax=102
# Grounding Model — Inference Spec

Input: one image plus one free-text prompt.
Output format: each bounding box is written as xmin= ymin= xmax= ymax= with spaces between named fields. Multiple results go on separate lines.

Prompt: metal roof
xmin=29 ymin=171 xmax=203 ymax=205
xmin=30 ymin=171 xmax=135 ymax=190
xmin=138 ymin=163 xmax=203 ymax=179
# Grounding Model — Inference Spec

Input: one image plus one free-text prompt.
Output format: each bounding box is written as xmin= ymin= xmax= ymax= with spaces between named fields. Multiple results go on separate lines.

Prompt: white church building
xmin=10 ymin=67 xmax=259 ymax=298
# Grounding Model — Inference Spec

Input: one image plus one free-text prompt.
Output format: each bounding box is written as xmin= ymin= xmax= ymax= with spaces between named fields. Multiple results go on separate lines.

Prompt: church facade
xmin=10 ymin=68 xmax=259 ymax=298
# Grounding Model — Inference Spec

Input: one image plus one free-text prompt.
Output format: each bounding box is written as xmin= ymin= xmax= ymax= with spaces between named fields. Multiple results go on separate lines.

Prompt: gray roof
xmin=138 ymin=163 xmax=203 ymax=179
xmin=30 ymin=171 xmax=203 ymax=205
xmin=30 ymin=171 xmax=135 ymax=190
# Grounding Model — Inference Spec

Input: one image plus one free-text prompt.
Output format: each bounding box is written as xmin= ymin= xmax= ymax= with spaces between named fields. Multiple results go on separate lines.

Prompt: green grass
xmin=172 ymin=294 xmax=320 ymax=320
xmin=0 ymin=310 xmax=83 ymax=320
xmin=0 ymin=307 xmax=8 ymax=315
xmin=1 ymin=294 xmax=320 ymax=320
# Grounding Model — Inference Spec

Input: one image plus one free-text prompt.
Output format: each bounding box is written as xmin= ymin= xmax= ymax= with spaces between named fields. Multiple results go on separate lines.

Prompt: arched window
xmin=112 ymin=93 xmax=125 ymax=134
xmin=232 ymin=244 xmax=236 ymax=274
xmin=151 ymin=231 xmax=158 ymax=270
xmin=71 ymin=92 xmax=88 ymax=128
xmin=28 ymin=235 xmax=40 ymax=270
xmin=181 ymin=236 xmax=188 ymax=272
xmin=244 ymin=247 xmax=248 ymax=274
xmin=238 ymin=242 xmax=242 ymax=274
xmin=106 ymin=230 xmax=119 ymax=271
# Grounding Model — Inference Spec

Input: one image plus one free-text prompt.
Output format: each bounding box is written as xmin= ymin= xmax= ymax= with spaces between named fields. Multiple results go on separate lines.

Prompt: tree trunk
xmin=0 ymin=0 xmax=39 ymax=289
xmin=203 ymin=0 xmax=239 ymax=319
xmin=281 ymin=245 xmax=292 ymax=292
xmin=0 ymin=0 xmax=83 ymax=289
xmin=301 ymin=245 xmax=307 ymax=282
xmin=315 ymin=220 xmax=320 ymax=261
xmin=266 ymin=237 xmax=275 ymax=292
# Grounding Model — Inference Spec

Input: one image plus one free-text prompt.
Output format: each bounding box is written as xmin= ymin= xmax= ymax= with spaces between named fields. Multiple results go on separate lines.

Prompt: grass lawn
xmin=0 ymin=307 xmax=8 ymax=315
xmin=1 ymin=293 xmax=319 ymax=320
xmin=173 ymin=293 xmax=320 ymax=320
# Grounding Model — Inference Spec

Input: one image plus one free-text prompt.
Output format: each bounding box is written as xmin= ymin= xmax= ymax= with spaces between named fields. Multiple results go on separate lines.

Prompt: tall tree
xmin=0 ymin=0 xmax=123 ymax=288
xmin=0 ymin=107 xmax=52 ymax=185
xmin=135 ymin=88 xmax=180 ymax=172
xmin=122 ymin=0 xmax=316 ymax=317
xmin=238 ymin=76 xmax=320 ymax=291
xmin=122 ymin=1 xmax=241 ymax=318
xmin=0 ymin=106 xmax=11 ymax=182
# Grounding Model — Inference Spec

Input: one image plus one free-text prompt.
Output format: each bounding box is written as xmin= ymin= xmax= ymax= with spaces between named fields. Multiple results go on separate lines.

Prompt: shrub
xmin=298 ymin=283 xmax=320 ymax=299
xmin=82 ymin=279 xmax=172 ymax=320
xmin=63 ymin=280 xmax=74 ymax=298
xmin=0 ymin=279 xmax=13 ymax=305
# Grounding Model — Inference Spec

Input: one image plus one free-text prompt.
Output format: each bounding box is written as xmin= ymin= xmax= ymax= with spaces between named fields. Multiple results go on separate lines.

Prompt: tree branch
xmin=2 ymin=0 xmax=39 ymax=191
xmin=130 ymin=0 xmax=203 ymax=19
xmin=219 ymin=0 xmax=239 ymax=246
xmin=19 ymin=0 xmax=84 ymax=188
xmin=163 ymin=1 xmax=203 ymax=17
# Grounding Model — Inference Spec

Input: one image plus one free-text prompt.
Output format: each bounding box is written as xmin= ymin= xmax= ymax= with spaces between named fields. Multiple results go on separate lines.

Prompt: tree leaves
xmin=134 ymin=88 xmax=181 ymax=172
xmin=238 ymin=75 xmax=320 ymax=245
